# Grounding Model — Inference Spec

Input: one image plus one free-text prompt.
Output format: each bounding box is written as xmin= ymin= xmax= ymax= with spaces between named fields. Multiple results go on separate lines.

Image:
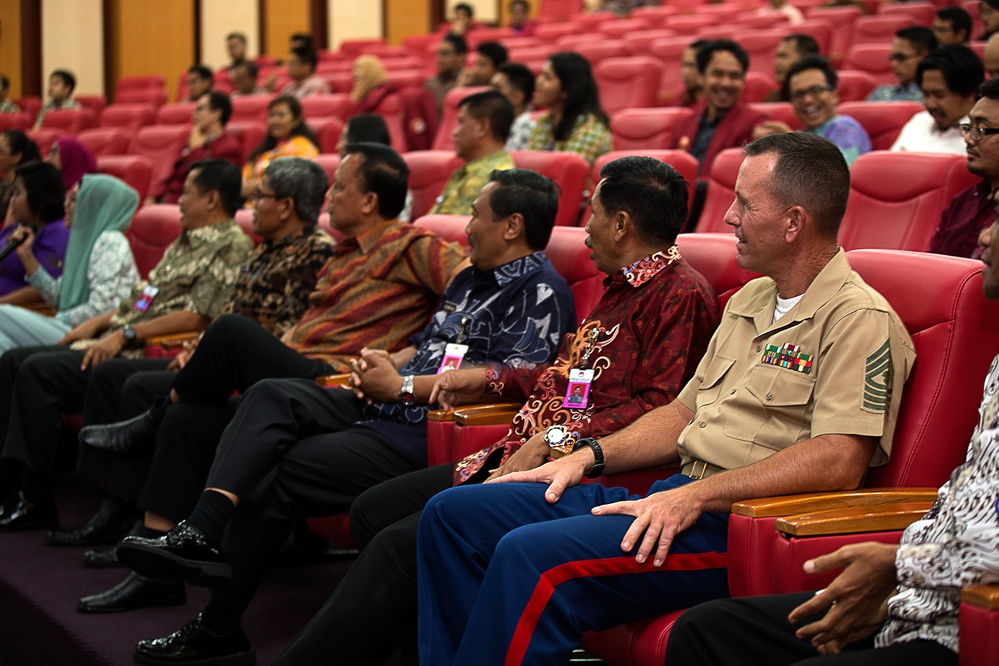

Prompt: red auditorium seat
xmin=609 ymin=107 xmax=690 ymax=151
xmin=805 ymin=6 xmax=864 ymax=61
xmin=851 ymin=14 xmax=915 ymax=46
xmin=116 ymin=75 xmax=166 ymax=92
xmin=299 ymin=94 xmax=354 ymax=121
xmin=323 ymin=71 xmax=353 ymax=94
xmin=583 ymin=247 xmax=999 ymax=666
xmin=370 ymin=92 xmax=408 ymax=154
xmin=739 ymin=30 xmax=789 ymax=78
xmin=310 ymin=154 xmax=341 ymax=188
xmin=230 ymin=94 xmax=276 ymax=124
xmin=695 ymin=147 xmax=744 ymax=233
xmin=126 ymin=204 xmax=182 ymax=278
xmin=649 ymin=36 xmax=696 ymax=107
xmin=402 ymin=150 xmax=464 ymax=220
xmin=533 ymin=22 xmax=577 ymax=41
xmin=845 ymin=43 xmax=898 ymax=88
xmin=567 ymin=40 xmax=634 ymax=68
xmin=155 ymin=102 xmax=196 ymax=126
xmin=100 ymin=103 xmax=156 ymax=132
xmin=15 ymin=96 xmax=41 ymax=122
xmin=793 ymin=19 xmax=834 ymax=55
xmin=878 ymin=1 xmax=936 ymax=26
xmin=76 ymin=128 xmax=131 ymax=157
xmin=432 ymin=86 xmax=490 ymax=151
xmin=96 ymin=154 xmax=154 ymax=203
xmin=510 ymin=150 xmax=591 ymax=227
xmin=0 ymin=113 xmax=31 ymax=131
xmin=737 ymin=12 xmax=790 ymax=29
xmin=594 ymin=57 xmax=663 ymax=114
xmin=385 ymin=69 xmax=425 ymax=90
xmin=114 ymin=88 xmax=167 ymax=107
xmin=225 ymin=120 xmax=268 ymax=162
xmin=411 ymin=214 xmax=470 ymax=245
xmin=339 ymin=37 xmax=386 ymax=59
xmin=40 ymin=108 xmax=96 ymax=135
xmin=630 ymin=5 xmax=681 ymax=27
xmin=129 ymin=125 xmax=190 ymax=196
xmin=621 ymin=29 xmax=678 ymax=53
xmin=25 ymin=128 xmax=61 ymax=156
xmin=75 ymin=94 xmax=106 ymax=120
xmin=307 ymin=117 xmax=345 ymax=154
xmin=583 ymin=150 xmax=700 ymax=224
xmin=742 ymin=71 xmax=779 ymax=103
xmin=836 ymin=100 xmax=922 ymax=150
xmin=381 ymin=56 xmax=425 ymax=72
xmin=665 ymin=14 xmax=720 ymax=35
xmin=598 ymin=17 xmax=653 ymax=38
xmin=748 ymin=102 xmax=803 ymax=130
xmin=538 ymin=0 xmax=585 ymax=20
xmin=839 ymin=150 xmax=979 ymax=251
xmin=834 ymin=70 xmax=878 ymax=102
xmin=233 ymin=208 xmax=262 ymax=245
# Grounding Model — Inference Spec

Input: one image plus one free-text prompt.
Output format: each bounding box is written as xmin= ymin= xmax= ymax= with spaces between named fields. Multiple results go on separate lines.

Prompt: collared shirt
xmin=454 ymin=248 xmax=721 ymax=484
xmin=505 ymin=111 xmax=537 ymax=151
xmin=675 ymin=250 xmax=916 ymax=475
xmin=429 ymin=149 xmax=515 ymax=215
xmin=929 ymin=178 xmax=997 ymax=259
xmin=34 ymin=98 xmax=80 ymax=128
xmin=0 ymin=221 xmax=69 ymax=297
xmin=690 ymin=108 xmax=724 ymax=168
xmin=525 ymin=112 xmax=613 ymax=166
xmin=868 ymin=81 xmax=924 ymax=103
xmin=242 ymin=136 xmax=320 ymax=186
xmin=891 ymin=111 xmax=967 ymax=154
xmin=360 ymin=250 xmax=577 ymax=462
xmin=0 ymin=100 xmax=21 ymax=114
xmin=284 ymin=219 xmax=466 ymax=370
xmin=877 ymin=353 xmax=999 ymax=653
xmin=425 ymin=71 xmax=460 ymax=118
xmin=154 ymin=132 xmax=244 ymax=203
xmin=804 ymin=115 xmax=871 ymax=167
xmin=280 ymin=74 xmax=331 ymax=99
xmin=223 ymin=225 xmax=336 ymax=337
xmin=108 ymin=220 xmax=253 ymax=330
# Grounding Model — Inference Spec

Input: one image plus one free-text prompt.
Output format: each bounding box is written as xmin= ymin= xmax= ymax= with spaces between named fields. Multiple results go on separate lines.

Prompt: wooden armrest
xmin=962 ymin=584 xmax=999 ymax=609
xmin=453 ymin=403 xmax=521 ymax=426
xmin=146 ymin=332 xmax=199 ymax=348
xmin=315 ymin=374 xmax=350 ymax=388
xmin=731 ymin=488 xmax=938 ymax=519
xmin=774 ymin=501 xmax=933 ymax=537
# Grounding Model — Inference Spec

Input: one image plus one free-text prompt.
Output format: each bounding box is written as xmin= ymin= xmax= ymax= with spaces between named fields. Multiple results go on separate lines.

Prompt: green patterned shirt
xmin=525 ymin=112 xmax=613 ymax=166
xmin=430 ymin=149 xmax=515 ymax=216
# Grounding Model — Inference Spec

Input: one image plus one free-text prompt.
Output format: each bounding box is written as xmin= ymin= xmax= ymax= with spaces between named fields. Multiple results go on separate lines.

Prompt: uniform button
xmin=766 ymin=392 xmax=773 ymax=401
xmin=698 ymin=422 xmax=707 ymax=428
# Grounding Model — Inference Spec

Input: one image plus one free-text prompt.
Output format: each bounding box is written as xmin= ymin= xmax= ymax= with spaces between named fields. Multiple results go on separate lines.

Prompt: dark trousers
xmin=274 ymin=463 xmax=454 ymax=666
xmin=665 ymin=593 xmax=958 ymax=666
xmin=200 ymin=379 xmax=426 ymax=632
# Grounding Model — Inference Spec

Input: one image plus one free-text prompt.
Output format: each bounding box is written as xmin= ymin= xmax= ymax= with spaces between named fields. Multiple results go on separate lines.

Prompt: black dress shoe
xmin=134 ymin=613 xmax=254 ymax=665
xmin=79 ymin=406 xmax=163 ymax=455
xmin=0 ymin=493 xmax=58 ymax=531
xmin=77 ymin=571 xmax=185 ymax=613
xmin=117 ymin=521 xmax=231 ymax=587
xmin=82 ymin=545 xmax=122 ymax=568
xmin=47 ymin=497 xmax=138 ymax=546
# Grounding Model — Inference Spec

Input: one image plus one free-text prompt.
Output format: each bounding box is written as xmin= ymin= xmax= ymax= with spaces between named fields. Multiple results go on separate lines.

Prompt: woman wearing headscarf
xmin=349 ymin=55 xmax=394 ymax=115
xmin=0 ymin=174 xmax=139 ymax=352
xmin=47 ymin=136 xmax=97 ymax=192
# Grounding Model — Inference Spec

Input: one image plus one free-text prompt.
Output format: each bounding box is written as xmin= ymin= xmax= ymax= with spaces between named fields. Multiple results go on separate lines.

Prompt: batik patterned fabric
xmin=525 ymin=112 xmax=613 ymax=166
xmin=877 ymin=353 xmax=999 ymax=653
xmin=453 ymin=248 xmax=720 ymax=484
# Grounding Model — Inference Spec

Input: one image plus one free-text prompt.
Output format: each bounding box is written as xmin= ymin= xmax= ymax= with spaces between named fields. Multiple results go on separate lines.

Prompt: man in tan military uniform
xmin=414 ymin=132 xmax=918 ymax=666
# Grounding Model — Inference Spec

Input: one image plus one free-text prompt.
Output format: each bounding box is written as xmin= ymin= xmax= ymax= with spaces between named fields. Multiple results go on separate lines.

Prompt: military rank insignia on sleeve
xmin=863 ymin=339 xmax=893 ymax=412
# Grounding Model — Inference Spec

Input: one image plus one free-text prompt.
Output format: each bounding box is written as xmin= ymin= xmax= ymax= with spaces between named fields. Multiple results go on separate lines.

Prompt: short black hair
xmin=206 ymin=90 xmax=233 ymax=126
xmin=14 ymin=160 xmax=65 ymax=223
xmin=443 ymin=33 xmax=469 ymax=55
xmin=344 ymin=142 xmax=409 ymax=220
xmin=188 ymin=158 xmax=242 ymax=218
xmin=980 ymin=77 xmax=999 ymax=100
xmin=291 ymin=45 xmax=318 ymax=70
xmin=597 ymin=156 xmax=688 ymax=246
xmin=291 ymin=33 xmax=314 ymax=49
xmin=236 ymin=61 xmax=258 ymax=79
xmin=477 ymin=41 xmax=509 ymax=69
xmin=226 ymin=32 xmax=247 ymax=44
xmin=459 ymin=90 xmax=515 ymax=142
xmin=455 ymin=3 xmax=474 ymax=17
xmin=695 ymin=40 xmax=749 ymax=74
xmin=488 ymin=169 xmax=559 ymax=251
xmin=50 ymin=69 xmax=76 ymax=93
xmin=345 ymin=114 xmax=391 ymax=146
xmin=688 ymin=38 xmax=709 ymax=51
xmin=188 ymin=65 xmax=214 ymax=82
xmin=783 ymin=34 xmax=820 ymax=57
xmin=744 ymin=133 xmax=850 ymax=238
xmin=0 ymin=75 xmax=9 ymax=91
xmin=1 ymin=130 xmax=41 ymax=164
xmin=937 ymin=7 xmax=972 ymax=40
xmin=785 ymin=55 xmax=838 ymax=90
xmin=510 ymin=0 xmax=530 ymax=10
xmin=497 ymin=62 xmax=535 ymax=103
xmin=916 ymin=43 xmax=984 ymax=97
xmin=896 ymin=26 xmax=938 ymax=55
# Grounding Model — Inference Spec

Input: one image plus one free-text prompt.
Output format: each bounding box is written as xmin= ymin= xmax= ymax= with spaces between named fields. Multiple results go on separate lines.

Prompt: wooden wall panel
xmin=42 ymin=0 xmax=105 ymax=96
xmin=107 ymin=0 xmax=195 ymax=101
xmin=0 ymin=0 xmax=23 ymax=98
xmin=263 ymin=0 xmax=309 ymax=57
xmin=385 ymin=0 xmax=433 ymax=45
xmin=328 ymin=1 xmax=382 ymax=49
xmin=201 ymin=0 xmax=259 ymax=71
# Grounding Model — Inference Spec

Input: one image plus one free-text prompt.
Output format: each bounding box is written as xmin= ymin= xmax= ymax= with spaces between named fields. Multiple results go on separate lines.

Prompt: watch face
xmin=545 ymin=425 xmax=572 ymax=453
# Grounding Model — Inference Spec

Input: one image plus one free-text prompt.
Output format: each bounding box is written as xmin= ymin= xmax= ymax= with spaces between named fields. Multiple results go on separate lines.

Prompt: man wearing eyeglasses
xmin=929 ymin=78 xmax=999 ymax=258
xmin=891 ymin=44 xmax=984 ymax=154
xmin=867 ymin=27 xmax=937 ymax=102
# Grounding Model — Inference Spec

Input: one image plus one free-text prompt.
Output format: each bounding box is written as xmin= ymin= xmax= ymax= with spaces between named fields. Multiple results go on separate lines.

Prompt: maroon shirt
xmin=453 ymin=248 xmax=721 ymax=484
xmin=929 ymin=178 xmax=996 ymax=259
xmin=154 ymin=131 xmax=244 ymax=203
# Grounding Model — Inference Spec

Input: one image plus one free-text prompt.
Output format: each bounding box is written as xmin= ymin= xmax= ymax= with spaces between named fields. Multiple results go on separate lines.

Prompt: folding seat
xmin=25 ymin=128 xmax=61 ymax=156
xmin=116 ymin=75 xmax=166 ymax=92
xmin=852 ymin=14 xmax=915 ymax=47
xmin=76 ymin=128 xmax=131 ymax=157
xmin=225 ymin=120 xmax=268 ymax=162
xmin=124 ymin=203 xmax=182 ymax=278
xmin=742 ymin=71 xmax=779 ymax=103
xmin=370 ymin=92 xmax=408 ymax=153
xmin=500 ymin=36 xmax=541 ymax=49
xmin=402 ymin=150 xmax=464 ymax=220
xmin=792 ymin=19 xmax=834 ymax=55
xmin=739 ymin=30 xmax=789 ymax=78
xmin=805 ymin=6 xmax=864 ymax=61
xmin=384 ymin=69 xmax=425 ymax=90
xmin=834 ymin=69 xmax=877 ymax=102
xmin=74 ymin=94 xmax=106 ymax=120
xmin=39 ymin=108 xmax=96 ymax=135
xmin=594 ymin=57 xmax=663 ymax=114
xmin=14 ymin=97 xmax=41 ymax=123
xmin=583 ymin=150 xmax=699 ymax=225
xmin=339 ymin=38 xmax=387 ymax=59
xmin=598 ymin=17 xmax=654 ymax=39
xmin=310 ymin=154 xmax=341 ymax=188
xmin=538 ymin=0 xmax=585 ymax=20
xmin=381 ymin=56 xmax=424 ymax=71
xmin=316 ymin=60 xmax=353 ymax=75
xmin=299 ymin=93 xmax=354 ymax=121
xmin=308 ymin=117 xmax=345 ymax=154
xmin=432 ymin=86 xmax=490 ymax=151
xmin=154 ymin=102 xmax=196 ymax=126
xmin=649 ymin=36 xmax=696 ymax=107
xmin=0 ymin=113 xmax=30 ymax=132
xmin=569 ymin=12 xmax=614 ymax=33
xmin=233 ymin=208 xmax=262 ymax=245
xmin=747 ymin=102 xmax=802 ymax=130
xmin=412 ymin=214 xmax=470 ymax=245
xmin=96 ymin=154 xmax=154 ymax=203
xmin=128 ymin=125 xmax=191 ymax=197
xmin=878 ymin=1 xmax=936 ymax=26
xmin=844 ymin=44 xmax=898 ymax=88
xmin=609 ymin=107 xmax=691 ymax=151
xmin=114 ymin=88 xmax=167 ymax=107
xmin=695 ymin=147 xmax=745 ymax=233
xmin=664 ymin=14 xmax=719 ymax=35
xmin=836 ymin=100 xmax=922 ymax=149
xmin=838 ymin=151 xmax=979 ymax=251
xmin=533 ymin=22 xmax=577 ymax=41
xmin=630 ymin=5 xmax=681 ymax=28
xmin=464 ymin=28 xmax=514 ymax=49
xmin=230 ymin=94 xmax=276 ymax=124
xmin=510 ymin=150 xmax=591 ymax=227
xmin=737 ymin=12 xmax=790 ymax=29
xmin=562 ymin=39 xmax=634 ymax=68
xmin=323 ymin=71 xmax=353 ymax=94
xmin=212 ymin=69 xmax=235 ymax=95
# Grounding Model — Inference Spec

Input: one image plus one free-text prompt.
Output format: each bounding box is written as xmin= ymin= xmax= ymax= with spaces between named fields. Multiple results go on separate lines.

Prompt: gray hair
xmin=264 ymin=157 xmax=329 ymax=224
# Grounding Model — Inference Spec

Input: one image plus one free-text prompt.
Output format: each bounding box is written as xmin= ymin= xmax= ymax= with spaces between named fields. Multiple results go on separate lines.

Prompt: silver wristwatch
xmin=398 ymin=375 xmax=416 ymax=405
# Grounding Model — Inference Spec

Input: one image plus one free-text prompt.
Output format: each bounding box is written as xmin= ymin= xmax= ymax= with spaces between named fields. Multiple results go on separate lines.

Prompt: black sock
xmin=184 ymin=490 xmax=235 ymax=545
xmin=20 ymin=469 xmax=54 ymax=509
xmin=202 ymin=599 xmax=242 ymax=635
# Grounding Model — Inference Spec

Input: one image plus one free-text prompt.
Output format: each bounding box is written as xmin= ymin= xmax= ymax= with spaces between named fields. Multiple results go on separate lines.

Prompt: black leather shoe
xmin=117 ymin=521 xmax=231 ymax=587
xmin=134 ymin=613 xmax=255 ymax=666
xmin=79 ymin=407 xmax=163 ymax=455
xmin=82 ymin=545 xmax=122 ymax=568
xmin=77 ymin=571 xmax=185 ymax=613
xmin=47 ymin=497 xmax=138 ymax=546
xmin=0 ymin=492 xmax=58 ymax=531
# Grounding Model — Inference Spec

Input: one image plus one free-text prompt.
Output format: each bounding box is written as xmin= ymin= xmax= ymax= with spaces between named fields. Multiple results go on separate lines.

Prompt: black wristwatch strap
xmin=575 ymin=437 xmax=604 ymax=479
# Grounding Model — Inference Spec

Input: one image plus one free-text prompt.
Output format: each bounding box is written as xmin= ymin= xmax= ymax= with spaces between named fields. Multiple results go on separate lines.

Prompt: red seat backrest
xmin=310 ymin=154 xmax=341 ymax=188
xmin=743 ymin=72 xmax=779 ymax=103
xmin=792 ymin=19 xmax=834 ymax=55
xmin=621 ymin=29 xmax=679 ymax=53
xmin=538 ymin=0 xmax=584 ymax=19
xmin=75 ymin=94 xmax=106 ymax=120
xmin=371 ymin=92 xmax=408 ymax=154
xmin=40 ymin=108 xmax=96 ymax=135
xmin=113 ymin=89 xmax=167 ymax=107
xmin=510 ymin=150 xmax=591 ymax=227
xmin=311 ymin=117 xmax=345 ymax=155
xmin=599 ymin=17 xmax=654 ymax=38
xmin=299 ymin=93 xmax=355 ymax=121
xmin=233 ymin=208 xmax=262 ymax=245
xmin=665 ymin=14 xmax=720 ymax=35
xmin=696 ymin=148 xmax=744 ymax=233
xmin=583 ymin=150 xmax=699 ymax=224
xmin=99 ymin=103 xmax=157 ymax=132
xmin=676 ymin=232 xmax=758 ymax=308
xmin=610 ymin=107 xmax=690 ymax=151
xmin=839 ymin=150 xmax=979 ymax=252
xmin=77 ymin=128 xmax=132 ymax=157
xmin=155 ymin=102 xmax=196 ymax=126
xmin=225 ymin=120 xmax=268 ymax=163
xmin=116 ymin=75 xmax=166 ymax=92
xmin=878 ymin=1 xmax=936 ymax=26
xmin=567 ymin=39 xmax=634 ymax=68
xmin=545 ymin=226 xmax=606 ymax=320
xmin=25 ymin=128 xmax=62 ymax=157
xmin=125 ymin=204 xmax=181 ymax=278
xmin=432 ymin=86 xmax=491 ymax=151
xmin=413 ymin=214 xmax=469 ymax=245
xmin=738 ymin=30 xmax=787 ymax=78
xmin=834 ymin=70 xmax=878 ymax=102
xmin=0 ymin=113 xmax=31 ymax=132
xmin=649 ymin=37 xmax=697 ymax=107
xmin=230 ymin=94 xmax=276 ymax=124
xmin=852 ymin=14 xmax=915 ymax=46
xmin=96 ymin=154 xmax=154 ymax=204
xmin=836 ymin=100 xmax=922 ymax=149
xmin=748 ymin=102 xmax=802 ymax=130
xmin=128 ymin=125 xmax=190 ymax=196
xmin=845 ymin=44 xmax=897 ymax=87
xmin=805 ymin=5 xmax=864 ymax=60
xmin=403 ymin=150 xmax=465 ymax=220
xmin=594 ymin=57 xmax=663 ymax=114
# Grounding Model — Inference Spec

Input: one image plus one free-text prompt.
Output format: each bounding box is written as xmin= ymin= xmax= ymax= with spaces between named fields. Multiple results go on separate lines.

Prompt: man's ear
xmin=361 ymin=191 xmax=379 ymax=216
xmin=613 ymin=210 xmax=631 ymax=241
xmin=785 ymin=205 xmax=805 ymax=242
xmin=503 ymin=212 xmax=525 ymax=241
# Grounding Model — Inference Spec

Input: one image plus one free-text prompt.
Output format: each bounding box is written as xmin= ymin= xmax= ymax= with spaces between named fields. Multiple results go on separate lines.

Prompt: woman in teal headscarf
xmin=0 ymin=174 xmax=140 ymax=352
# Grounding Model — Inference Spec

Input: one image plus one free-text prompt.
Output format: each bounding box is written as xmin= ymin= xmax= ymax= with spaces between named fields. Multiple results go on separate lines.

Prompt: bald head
xmin=986 ymin=35 xmax=999 ymax=79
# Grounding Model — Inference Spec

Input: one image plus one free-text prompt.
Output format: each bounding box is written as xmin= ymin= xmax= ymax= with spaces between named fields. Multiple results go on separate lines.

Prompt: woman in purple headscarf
xmin=46 ymin=136 xmax=97 ymax=191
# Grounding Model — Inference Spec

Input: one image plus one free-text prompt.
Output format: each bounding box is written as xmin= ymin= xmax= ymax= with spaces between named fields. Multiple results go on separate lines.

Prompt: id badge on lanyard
xmin=134 ymin=285 xmax=159 ymax=312
xmin=437 ymin=315 xmax=470 ymax=373
xmin=564 ymin=368 xmax=594 ymax=409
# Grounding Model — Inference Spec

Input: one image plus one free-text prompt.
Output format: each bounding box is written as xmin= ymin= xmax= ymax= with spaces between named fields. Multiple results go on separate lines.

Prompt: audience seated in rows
xmin=230 ymin=62 xmax=265 ymax=97
xmin=867 ymin=26 xmax=937 ymax=102
xmin=339 ymin=114 xmax=414 ymax=221
xmin=47 ymin=136 xmax=97 ymax=192
xmin=508 ymin=0 xmax=535 ymax=36
xmin=279 ymin=46 xmax=331 ymax=99
xmin=224 ymin=32 xmax=249 ymax=77
xmin=426 ymin=34 xmax=468 ymax=119
xmin=982 ymin=0 xmax=999 ymax=41
xmin=0 ymin=75 xmax=21 ymax=114
xmin=934 ymin=6 xmax=972 ymax=45
xmin=767 ymin=33 xmax=820 ymax=103
xmin=348 ymin=55 xmax=393 ymax=116
xmin=240 ymin=95 xmax=319 ymax=200
xmin=0 ymin=131 xmax=41 ymax=217
xmin=184 ymin=65 xmax=214 ymax=104
xmin=492 ymin=62 xmax=536 ymax=151
xmin=34 ymin=69 xmax=80 ymax=129
xmin=460 ymin=41 xmax=508 ymax=87
xmin=678 ymin=39 xmax=708 ymax=108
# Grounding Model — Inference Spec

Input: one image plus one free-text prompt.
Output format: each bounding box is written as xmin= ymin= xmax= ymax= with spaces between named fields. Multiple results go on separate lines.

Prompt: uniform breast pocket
xmin=695 ymin=354 xmax=736 ymax=407
xmin=739 ymin=366 xmax=816 ymax=450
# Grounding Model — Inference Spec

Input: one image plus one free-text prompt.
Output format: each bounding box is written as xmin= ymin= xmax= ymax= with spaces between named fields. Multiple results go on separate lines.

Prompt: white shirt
xmin=890 ymin=111 xmax=967 ymax=154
